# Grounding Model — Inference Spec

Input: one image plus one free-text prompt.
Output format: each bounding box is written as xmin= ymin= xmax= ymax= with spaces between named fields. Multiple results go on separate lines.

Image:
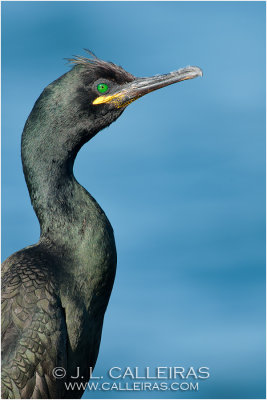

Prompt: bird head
xmin=22 ymin=51 xmax=202 ymax=172
xmin=66 ymin=50 xmax=202 ymax=140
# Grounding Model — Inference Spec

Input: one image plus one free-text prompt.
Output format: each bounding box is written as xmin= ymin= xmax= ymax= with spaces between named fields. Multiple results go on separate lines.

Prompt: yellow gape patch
xmin=93 ymin=92 xmax=126 ymax=108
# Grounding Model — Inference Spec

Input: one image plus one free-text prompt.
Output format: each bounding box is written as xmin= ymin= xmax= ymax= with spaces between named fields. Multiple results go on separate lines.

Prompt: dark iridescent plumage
xmin=1 ymin=52 xmax=202 ymax=399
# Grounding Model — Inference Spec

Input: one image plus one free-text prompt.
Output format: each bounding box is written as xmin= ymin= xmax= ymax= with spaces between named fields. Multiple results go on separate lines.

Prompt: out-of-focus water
xmin=2 ymin=2 xmax=265 ymax=398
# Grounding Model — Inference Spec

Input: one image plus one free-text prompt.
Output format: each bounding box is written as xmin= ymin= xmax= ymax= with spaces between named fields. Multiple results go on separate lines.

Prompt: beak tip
xmin=192 ymin=66 xmax=203 ymax=78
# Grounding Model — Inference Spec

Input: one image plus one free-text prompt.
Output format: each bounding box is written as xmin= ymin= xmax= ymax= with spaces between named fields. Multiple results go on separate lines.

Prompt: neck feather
xmin=21 ymin=119 xmax=100 ymax=248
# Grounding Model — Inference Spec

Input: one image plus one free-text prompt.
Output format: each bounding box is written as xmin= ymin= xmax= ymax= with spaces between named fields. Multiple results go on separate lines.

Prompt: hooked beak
xmin=93 ymin=66 xmax=203 ymax=108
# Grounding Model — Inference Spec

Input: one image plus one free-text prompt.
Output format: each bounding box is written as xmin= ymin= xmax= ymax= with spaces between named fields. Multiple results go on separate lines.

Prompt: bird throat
xmin=21 ymin=104 xmax=114 ymax=258
xmin=21 ymin=114 xmax=117 ymax=348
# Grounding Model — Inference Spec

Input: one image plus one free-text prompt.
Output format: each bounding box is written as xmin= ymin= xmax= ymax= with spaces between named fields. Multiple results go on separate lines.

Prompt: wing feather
xmin=1 ymin=251 xmax=68 ymax=399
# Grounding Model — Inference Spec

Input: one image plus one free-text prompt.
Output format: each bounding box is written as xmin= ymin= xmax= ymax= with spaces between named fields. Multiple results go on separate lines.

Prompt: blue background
xmin=1 ymin=1 xmax=266 ymax=399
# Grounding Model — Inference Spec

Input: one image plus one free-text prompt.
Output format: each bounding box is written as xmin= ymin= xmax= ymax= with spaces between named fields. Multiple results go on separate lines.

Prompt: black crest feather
xmin=67 ymin=50 xmax=134 ymax=83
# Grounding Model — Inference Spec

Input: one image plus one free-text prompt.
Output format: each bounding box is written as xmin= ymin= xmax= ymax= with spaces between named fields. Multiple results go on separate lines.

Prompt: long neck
xmin=22 ymin=131 xmax=98 ymax=246
xmin=21 ymin=73 xmax=101 ymax=248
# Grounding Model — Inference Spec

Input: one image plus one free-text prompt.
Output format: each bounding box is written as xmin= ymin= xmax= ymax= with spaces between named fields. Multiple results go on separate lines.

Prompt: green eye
xmin=97 ymin=83 xmax=109 ymax=94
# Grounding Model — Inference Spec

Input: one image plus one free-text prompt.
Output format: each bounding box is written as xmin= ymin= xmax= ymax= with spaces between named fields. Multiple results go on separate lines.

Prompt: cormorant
xmin=1 ymin=51 xmax=202 ymax=399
